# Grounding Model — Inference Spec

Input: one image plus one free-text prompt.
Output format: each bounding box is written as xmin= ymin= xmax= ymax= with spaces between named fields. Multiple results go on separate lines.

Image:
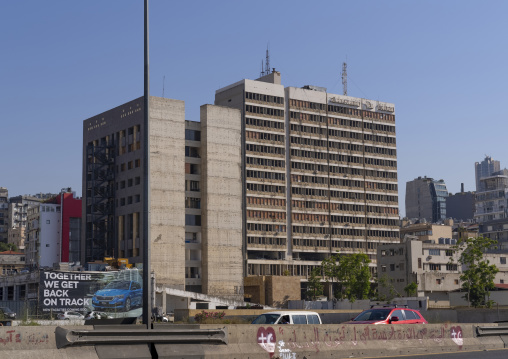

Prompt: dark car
xmin=0 ymin=307 xmax=16 ymax=319
xmin=92 ymin=280 xmax=142 ymax=312
xmin=343 ymin=306 xmax=428 ymax=325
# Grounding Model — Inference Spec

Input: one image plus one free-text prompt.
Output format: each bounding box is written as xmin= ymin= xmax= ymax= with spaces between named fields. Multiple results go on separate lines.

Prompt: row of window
xmin=246 ymin=92 xmax=284 ymax=104
xmin=246 ymin=105 xmax=284 ymax=117
xmin=247 ymin=170 xmax=285 ymax=181
xmin=247 ymin=210 xmax=286 ymax=220
xmin=118 ymin=159 xmax=141 ymax=172
xmin=246 ymin=183 xmax=285 ymax=193
xmin=247 ymin=223 xmax=286 ymax=232
xmin=247 ymin=236 xmax=287 ymax=246
xmin=246 ymin=144 xmax=285 ymax=156
xmin=247 ymin=197 xmax=286 ymax=207
xmin=246 ymin=131 xmax=284 ymax=143
xmin=117 ymin=176 xmax=141 ymax=190
xmin=246 ymin=117 xmax=285 ymax=130
xmin=247 ymin=157 xmax=285 ymax=168
xmin=292 ymin=226 xmax=398 ymax=238
xmin=117 ymin=195 xmax=141 ymax=207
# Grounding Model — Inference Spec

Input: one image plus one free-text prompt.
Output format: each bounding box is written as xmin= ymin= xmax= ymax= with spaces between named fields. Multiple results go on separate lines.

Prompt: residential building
xmin=0 ymin=251 xmax=25 ymax=275
xmin=405 ymin=176 xmax=448 ymax=223
xmin=26 ymin=189 xmax=82 ymax=268
xmin=0 ymin=188 xmax=8 ymax=244
xmin=215 ymin=70 xmax=400 ymax=281
xmin=475 ymin=169 xmax=508 ymax=223
xmin=446 ymin=183 xmax=475 ymax=222
xmin=8 ymin=195 xmax=45 ymax=250
xmin=400 ymin=220 xmax=454 ymax=244
xmin=475 ymin=156 xmax=500 ymax=192
xmin=377 ymin=238 xmax=508 ymax=305
xmin=82 ymin=97 xmax=243 ymax=299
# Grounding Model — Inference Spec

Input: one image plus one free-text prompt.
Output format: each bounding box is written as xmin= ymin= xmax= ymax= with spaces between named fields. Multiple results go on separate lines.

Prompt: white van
xmin=251 ymin=311 xmax=322 ymax=325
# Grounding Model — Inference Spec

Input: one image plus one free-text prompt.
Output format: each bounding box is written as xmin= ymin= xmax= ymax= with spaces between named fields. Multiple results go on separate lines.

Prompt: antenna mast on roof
xmin=260 ymin=44 xmax=270 ymax=77
xmin=342 ymin=62 xmax=347 ymax=96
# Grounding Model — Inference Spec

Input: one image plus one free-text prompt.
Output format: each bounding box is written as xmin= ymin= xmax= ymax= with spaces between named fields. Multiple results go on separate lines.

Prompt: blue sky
xmin=1 ymin=1 xmax=507 ymax=216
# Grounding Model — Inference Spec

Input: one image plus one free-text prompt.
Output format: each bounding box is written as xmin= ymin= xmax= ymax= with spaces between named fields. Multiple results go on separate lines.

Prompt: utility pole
xmin=142 ymin=0 xmax=152 ymax=328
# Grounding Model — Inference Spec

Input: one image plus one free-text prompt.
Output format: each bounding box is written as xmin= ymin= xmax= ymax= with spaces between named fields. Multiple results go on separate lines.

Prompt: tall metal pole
xmin=142 ymin=0 xmax=152 ymax=328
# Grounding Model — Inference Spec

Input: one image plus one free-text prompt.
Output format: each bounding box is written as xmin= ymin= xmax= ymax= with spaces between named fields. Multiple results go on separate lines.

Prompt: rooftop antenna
xmin=342 ymin=61 xmax=347 ymax=96
xmin=162 ymin=75 xmax=165 ymax=98
xmin=260 ymin=44 xmax=270 ymax=77
xmin=265 ymin=44 xmax=270 ymax=75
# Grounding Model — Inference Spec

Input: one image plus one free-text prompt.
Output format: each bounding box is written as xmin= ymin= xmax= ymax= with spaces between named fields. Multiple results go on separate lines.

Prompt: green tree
xmin=404 ymin=282 xmax=418 ymax=297
xmin=453 ymin=236 xmax=499 ymax=308
xmin=336 ymin=253 xmax=372 ymax=302
xmin=306 ymin=267 xmax=323 ymax=301
xmin=0 ymin=242 xmax=17 ymax=252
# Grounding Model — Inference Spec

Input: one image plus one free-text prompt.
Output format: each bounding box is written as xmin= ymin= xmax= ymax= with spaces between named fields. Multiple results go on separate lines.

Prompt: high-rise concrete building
xmin=82 ymin=97 xmax=243 ymax=299
xmin=475 ymin=156 xmax=500 ymax=192
xmin=0 ymin=188 xmax=8 ymax=244
xmin=215 ymin=71 xmax=400 ymax=279
xmin=405 ymin=176 xmax=448 ymax=223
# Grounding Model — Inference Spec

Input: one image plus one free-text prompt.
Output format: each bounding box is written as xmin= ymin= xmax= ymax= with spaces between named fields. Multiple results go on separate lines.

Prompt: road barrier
xmin=0 ymin=323 xmax=507 ymax=358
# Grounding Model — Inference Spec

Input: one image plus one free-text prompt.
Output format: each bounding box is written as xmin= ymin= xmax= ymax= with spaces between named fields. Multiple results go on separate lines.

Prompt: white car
xmin=251 ymin=311 xmax=322 ymax=325
xmin=57 ymin=311 xmax=85 ymax=320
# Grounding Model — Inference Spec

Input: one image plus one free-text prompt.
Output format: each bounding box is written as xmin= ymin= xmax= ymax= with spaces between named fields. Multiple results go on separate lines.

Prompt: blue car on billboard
xmin=92 ymin=280 xmax=142 ymax=312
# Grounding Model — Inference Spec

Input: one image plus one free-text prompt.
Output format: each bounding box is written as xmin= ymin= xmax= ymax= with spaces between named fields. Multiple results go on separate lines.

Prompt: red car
xmin=343 ymin=306 xmax=428 ymax=324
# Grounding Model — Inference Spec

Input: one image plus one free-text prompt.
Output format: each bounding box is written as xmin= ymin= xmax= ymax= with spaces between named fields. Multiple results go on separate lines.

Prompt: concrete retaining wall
xmin=0 ymin=323 xmax=505 ymax=358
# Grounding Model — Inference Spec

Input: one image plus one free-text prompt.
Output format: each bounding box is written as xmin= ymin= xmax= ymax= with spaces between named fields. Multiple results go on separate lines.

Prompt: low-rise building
xmin=0 ymin=250 xmax=25 ymax=275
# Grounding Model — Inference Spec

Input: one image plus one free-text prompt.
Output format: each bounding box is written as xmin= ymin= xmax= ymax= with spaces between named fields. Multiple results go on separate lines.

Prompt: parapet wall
xmin=0 ymin=323 xmax=505 ymax=358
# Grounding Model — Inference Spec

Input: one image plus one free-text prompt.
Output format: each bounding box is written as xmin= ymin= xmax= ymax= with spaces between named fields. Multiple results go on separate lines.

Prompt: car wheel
xmin=124 ymin=298 xmax=131 ymax=312
xmin=64 ymin=318 xmax=70 ymax=320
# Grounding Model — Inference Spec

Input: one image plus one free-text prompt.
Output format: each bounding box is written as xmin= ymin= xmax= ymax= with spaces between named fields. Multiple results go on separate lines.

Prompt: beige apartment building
xmin=82 ymin=97 xmax=243 ymax=299
xmin=215 ymin=70 xmax=399 ymax=280
xmin=400 ymin=221 xmax=454 ymax=243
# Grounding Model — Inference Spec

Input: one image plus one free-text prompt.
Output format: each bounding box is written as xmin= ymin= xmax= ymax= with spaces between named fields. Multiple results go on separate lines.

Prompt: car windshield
xmin=252 ymin=314 xmax=281 ymax=324
xmin=104 ymin=281 xmax=130 ymax=290
xmin=353 ymin=309 xmax=391 ymax=321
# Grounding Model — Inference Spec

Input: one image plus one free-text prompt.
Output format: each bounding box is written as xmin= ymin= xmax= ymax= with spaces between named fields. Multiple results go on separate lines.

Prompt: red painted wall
xmin=55 ymin=193 xmax=81 ymax=262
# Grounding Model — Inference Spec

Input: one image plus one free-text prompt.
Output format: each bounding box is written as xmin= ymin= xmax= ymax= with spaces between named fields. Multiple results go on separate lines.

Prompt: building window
xmin=381 ymin=250 xmax=386 ymax=256
xmin=127 ymin=197 xmax=132 ymax=205
xmin=185 ymin=215 xmax=201 ymax=226
xmin=436 ymin=279 xmax=442 ymax=285
xmin=120 ymin=198 xmax=125 ymax=206
xmin=501 ymin=279 xmax=505 ymax=284
xmin=429 ymin=249 xmax=440 ymax=256
xmin=418 ymin=258 xmax=422 ymax=269
xmin=399 ymin=263 xmax=404 ymax=271
xmin=128 ymin=179 xmax=133 ymax=187
xmin=381 ymin=265 xmax=386 ymax=272
xmin=501 ymin=257 xmax=506 ymax=265
xmin=135 ymin=195 xmax=140 ymax=203
xmin=446 ymin=264 xmax=458 ymax=271
xmin=135 ymin=159 xmax=141 ymax=167
xmin=135 ymin=177 xmax=141 ymax=185
xmin=429 ymin=263 xmax=441 ymax=271
xmin=46 ymin=220 xmax=50 ymax=224
xmin=454 ymin=279 xmax=459 ymax=285
xmin=399 ymin=248 xmax=404 ymax=255
xmin=389 ymin=264 xmax=395 ymax=271
xmin=121 ymin=163 xmax=126 ymax=172
xmin=128 ymin=161 xmax=133 ymax=170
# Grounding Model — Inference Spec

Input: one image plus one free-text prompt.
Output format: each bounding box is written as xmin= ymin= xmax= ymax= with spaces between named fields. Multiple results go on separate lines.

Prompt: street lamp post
xmin=142 ymin=0 xmax=152 ymax=328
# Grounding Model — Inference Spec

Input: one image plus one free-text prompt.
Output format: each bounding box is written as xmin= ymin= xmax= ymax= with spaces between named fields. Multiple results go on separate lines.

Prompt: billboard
xmin=39 ymin=269 xmax=143 ymax=317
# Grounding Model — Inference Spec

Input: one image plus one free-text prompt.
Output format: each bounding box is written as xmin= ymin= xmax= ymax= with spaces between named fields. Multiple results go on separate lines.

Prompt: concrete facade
xmin=200 ymin=105 xmax=243 ymax=299
xmin=400 ymin=221 xmax=454 ymax=244
xmin=82 ymin=97 xmax=243 ymax=297
xmin=0 ymin=251 xmax=25 ymax=275
xmin=215 ymin=71 xmax=400 ymax=285
xmin=8 ymin=195 xmax=45 ymax=250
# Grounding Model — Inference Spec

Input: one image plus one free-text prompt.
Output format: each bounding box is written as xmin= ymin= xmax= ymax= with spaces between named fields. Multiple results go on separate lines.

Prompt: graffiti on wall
xmin=256 ymin=324 xmax=464 ymax=357
xmin=0 ymin=329 xmax=49 ymax=346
